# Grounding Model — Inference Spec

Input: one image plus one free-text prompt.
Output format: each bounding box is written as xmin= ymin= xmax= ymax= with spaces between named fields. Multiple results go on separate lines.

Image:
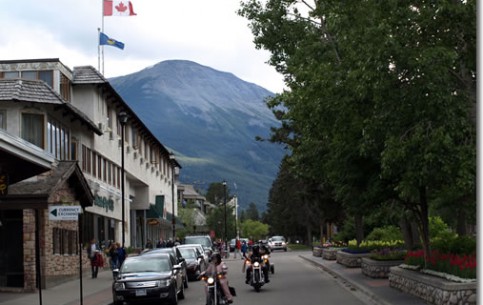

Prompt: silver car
xmin=112 ymin=253 xmax=185 ymax=305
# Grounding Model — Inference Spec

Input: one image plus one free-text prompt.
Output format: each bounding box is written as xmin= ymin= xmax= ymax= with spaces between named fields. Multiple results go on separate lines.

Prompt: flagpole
xmin=101 ymin=0 xmax=105 ymax=75
xmin=97 ymin=28 xmax=101 ymax=72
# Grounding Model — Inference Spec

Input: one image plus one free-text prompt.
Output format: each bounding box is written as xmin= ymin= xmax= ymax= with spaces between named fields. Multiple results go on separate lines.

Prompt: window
xmin=0 ymin=110 xmax=5 ymax=129
xmin=52 ymin=228 xmax=78 ymax=255
xmin=2 ymin=71 xmax=19 ymax=78
xmin=131 ymin=128 xmax=138 ymax=148
xmin=21 ymin=113 xmax=44 ymax=148
xmin=47 ymin=117 xmax=70 ymax=160
xmin=16 ymin=70 xmax=54 ymax=88
xmin=59 ymin=73 xmax=71 ymax=101
xmin=71 ymin=140 xmax=78 ymax=160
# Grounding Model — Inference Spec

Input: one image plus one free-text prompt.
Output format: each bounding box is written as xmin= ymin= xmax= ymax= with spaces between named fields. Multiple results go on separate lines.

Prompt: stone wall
xmin=389 ymin=266 xmax=477 ymax=305
xmin=336 ymin=250 xmax=372 ymax=268
xmin=361 ymin=258 xmax=403 ymax=278
xmin=322 ymin=248 xmax=339 ymax=260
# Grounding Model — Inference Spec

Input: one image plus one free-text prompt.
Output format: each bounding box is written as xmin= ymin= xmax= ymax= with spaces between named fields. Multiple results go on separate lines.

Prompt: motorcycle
xmin=245 ymin=257 xmax=265 ymax=292
xmin=200 ymin=272 xmax=233 ymax=305
xmin=262 ymin=254 xmax=274 ymax=274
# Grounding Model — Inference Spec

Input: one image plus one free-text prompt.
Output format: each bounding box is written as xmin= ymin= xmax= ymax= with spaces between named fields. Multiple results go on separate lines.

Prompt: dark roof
xmin=72 ymin=66 xmax=108 ymax=84
xmin=0 ymin=78 xmax=65 ymax=104
xmin=7 ymin=161 xmax=93 ymax=208
xmin=0 ymin=79 xmax=102 ymax=135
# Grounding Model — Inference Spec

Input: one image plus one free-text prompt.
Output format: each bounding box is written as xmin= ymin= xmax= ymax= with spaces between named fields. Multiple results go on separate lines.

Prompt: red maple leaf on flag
xmin=115 ymin=1 xmax=128 ymax=13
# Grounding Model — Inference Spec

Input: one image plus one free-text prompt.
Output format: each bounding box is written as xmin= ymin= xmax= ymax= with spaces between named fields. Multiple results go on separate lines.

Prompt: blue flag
xmin=99 ymin=32 xmax=125 ymax=50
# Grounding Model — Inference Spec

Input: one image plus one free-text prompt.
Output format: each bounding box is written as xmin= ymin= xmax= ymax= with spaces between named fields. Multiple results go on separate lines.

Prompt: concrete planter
xmin=322 ymin=248 xmax=340 ymax=260
xmin=336 ymin=250 xmax=372 ymax=268
xmin=389 ymin=266 xmax=477 ymax=305
xmin=361 ymin=257 xmax=403 ymax=278
xmin=312 ymin=247 xmax=322 ymax=257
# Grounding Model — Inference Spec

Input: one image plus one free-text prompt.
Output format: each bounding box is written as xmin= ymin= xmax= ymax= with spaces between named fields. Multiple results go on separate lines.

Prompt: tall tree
xmin=239 ymin=0 xmax=476 ymax=263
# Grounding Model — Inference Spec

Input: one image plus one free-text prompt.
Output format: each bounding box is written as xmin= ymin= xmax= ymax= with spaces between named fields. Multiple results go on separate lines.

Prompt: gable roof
xmin=4 ymin=161 xmax=93 ymax=209
xmin=0 ymin=78 xmax=102 ymax=135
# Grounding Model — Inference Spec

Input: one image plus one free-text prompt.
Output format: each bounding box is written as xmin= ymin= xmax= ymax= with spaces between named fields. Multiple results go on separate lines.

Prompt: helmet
xmin=212 ymin=252 xmax=222 ymax=264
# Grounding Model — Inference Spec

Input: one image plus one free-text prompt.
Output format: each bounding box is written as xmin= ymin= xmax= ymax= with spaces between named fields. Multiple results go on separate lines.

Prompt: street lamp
xmin=119 ymin=111 xmax=128 ymax=249
xmin=222 ymin=180 xmax=227 ymax=255
xmin=170 ymin=153 xmax=177 ymax=240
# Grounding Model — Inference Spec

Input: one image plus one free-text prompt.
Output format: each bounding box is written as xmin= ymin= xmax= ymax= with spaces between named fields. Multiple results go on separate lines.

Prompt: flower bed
xmin=361 ymin=257 xmax=403 ymax=278
xmin=389 ymin=266 xmax=477 ymax=305
xmin=312 ymin=247 xmax=322 ymax=257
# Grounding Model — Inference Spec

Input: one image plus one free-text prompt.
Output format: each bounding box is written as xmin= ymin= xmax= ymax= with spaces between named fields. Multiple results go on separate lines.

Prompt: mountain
xmin=109 ymin=60 xmax=285 ymax=211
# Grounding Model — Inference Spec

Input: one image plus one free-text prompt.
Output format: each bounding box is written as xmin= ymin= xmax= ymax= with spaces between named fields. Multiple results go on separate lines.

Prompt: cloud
xmin=0 ymin=0 xmax=285 ymax=93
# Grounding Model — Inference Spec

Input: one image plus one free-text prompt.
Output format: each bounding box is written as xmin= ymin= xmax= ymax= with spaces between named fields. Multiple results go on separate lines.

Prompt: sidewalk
xmin=299 ymin=253 xmax=429 ymax=305
xmin=0 ymin=269 xmax=113 ymax=305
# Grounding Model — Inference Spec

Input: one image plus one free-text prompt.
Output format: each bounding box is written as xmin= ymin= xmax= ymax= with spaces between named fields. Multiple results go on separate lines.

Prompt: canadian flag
xmin=104 ymin=0 xmax=137 ymax=16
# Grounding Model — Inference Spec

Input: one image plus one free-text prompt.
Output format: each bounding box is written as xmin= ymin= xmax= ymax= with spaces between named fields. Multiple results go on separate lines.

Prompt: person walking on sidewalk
xmin=88 ymin=238 xmax=100 ymax=278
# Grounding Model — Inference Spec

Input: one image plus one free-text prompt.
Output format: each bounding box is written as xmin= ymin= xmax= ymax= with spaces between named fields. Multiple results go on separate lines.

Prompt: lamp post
xmin=170 ymin=153 xmax=176 ymax=241
xmin=222 ymin=180 xmax=227 ymax=255
xmin=119 ymin=111 xmax=128 ymax=249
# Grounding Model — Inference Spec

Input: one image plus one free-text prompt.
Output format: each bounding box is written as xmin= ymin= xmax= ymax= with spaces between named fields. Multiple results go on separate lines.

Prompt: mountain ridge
xmin=109 ymin=60 xmax=285 ymax=211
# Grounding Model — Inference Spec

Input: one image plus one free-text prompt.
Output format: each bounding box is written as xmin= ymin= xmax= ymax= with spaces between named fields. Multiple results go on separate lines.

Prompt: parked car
xmin=177 ymin=244 xmax=209 ymax=269
xmin=112 ymin=253 xmax=184 ymax=305
xmin=183 ymin=235 xmax=214 ymax=258
xmin=177 ymin=246 xmax=206 ymax=280
xmin=141 ymin=247 xmax=189 ymax=288
xmin=268 ymin=236 xmax=288 ymax=251
xmin=229 ymin=238 xmax=249 ymax=252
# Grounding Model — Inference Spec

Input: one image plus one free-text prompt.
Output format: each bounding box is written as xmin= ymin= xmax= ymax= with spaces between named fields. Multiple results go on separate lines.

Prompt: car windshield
xmin=121 ymin=257 xmax=171 ymax=273
xmin=272 ymin=236 xmax=285 ymax=242
xmin=179 ymin=248 xmax=196 ymax=259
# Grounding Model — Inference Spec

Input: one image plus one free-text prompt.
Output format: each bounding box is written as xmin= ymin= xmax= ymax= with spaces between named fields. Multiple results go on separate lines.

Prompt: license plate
xmin=135 ymin=289 xmax=147 ymax=296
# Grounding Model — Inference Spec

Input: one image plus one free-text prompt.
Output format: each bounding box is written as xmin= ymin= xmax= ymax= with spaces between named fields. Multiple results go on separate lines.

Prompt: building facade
xmin=0 ymin=58 xmax=181 ymax=291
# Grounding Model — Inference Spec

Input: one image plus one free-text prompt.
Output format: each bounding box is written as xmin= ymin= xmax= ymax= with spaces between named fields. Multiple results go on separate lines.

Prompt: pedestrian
xmin=235 ymin=238 xmax=241 ymax=259
xmin=156 ymin=238 xmax=166 ymax=248
xmin=241 ymin=240 xmax=248 ymax=259
xmin=145 ymin=239 xmax=153 ymax=249
xmin=108 ymin=242 xmax=120 ymax=270
xmin=116 ymin=242 xmax=127 ymax=266
xmin=88 ymin=238 xmax=99 ymax=278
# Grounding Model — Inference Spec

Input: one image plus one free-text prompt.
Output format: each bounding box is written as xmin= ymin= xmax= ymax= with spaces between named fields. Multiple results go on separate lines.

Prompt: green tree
xmin=177 ymin=200 xmax=196 ymax=239
xmin=205 ymin=204 xmax=236 ymax=241
xmin=205 ymin=182 xmax=231 ymax=205
xmin=239 ymin=0 xmax=476 ymax=264
xmin=244 ymin=202 xmax=260 ymax=221
xmin=240 ymin=219 xmax=269 ymax=241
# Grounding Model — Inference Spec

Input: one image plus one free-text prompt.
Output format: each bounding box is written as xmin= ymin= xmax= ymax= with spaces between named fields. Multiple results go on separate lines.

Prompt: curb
xmin=300 ymin=255 xmax=392 ymax=305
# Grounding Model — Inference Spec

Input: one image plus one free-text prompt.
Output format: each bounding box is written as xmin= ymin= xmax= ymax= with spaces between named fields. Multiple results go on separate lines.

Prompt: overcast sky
xmin=0 ymin=0 xmax=285 ymax=93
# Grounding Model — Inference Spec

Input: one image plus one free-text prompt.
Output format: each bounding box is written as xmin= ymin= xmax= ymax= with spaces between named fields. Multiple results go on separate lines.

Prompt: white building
xmin=0 ymin=58 xmax=181 ymax=290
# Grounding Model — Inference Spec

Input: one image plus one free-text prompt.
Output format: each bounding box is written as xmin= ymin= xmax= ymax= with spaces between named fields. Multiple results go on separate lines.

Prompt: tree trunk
xmin=456 ymin=206 xmax=468 ymax=236
xmin=418 ymin=187 xmax=431 ymax=268
xmin=354 ymin=214 xmax=364 ymax=246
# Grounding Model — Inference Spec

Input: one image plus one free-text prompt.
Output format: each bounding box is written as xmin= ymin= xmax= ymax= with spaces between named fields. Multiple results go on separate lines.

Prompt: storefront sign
xmin=0 ymin=174 xmax=8 ymax=196
xmin=94 ymin=196 xmax=114 ymax=212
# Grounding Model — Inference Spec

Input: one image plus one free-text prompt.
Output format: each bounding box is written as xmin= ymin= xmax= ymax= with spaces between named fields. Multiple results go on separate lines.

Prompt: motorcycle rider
xmin=244 ymin=244 xmax=269 ymax=284
xmin=200 ymin=252 xmax=234 ymax=304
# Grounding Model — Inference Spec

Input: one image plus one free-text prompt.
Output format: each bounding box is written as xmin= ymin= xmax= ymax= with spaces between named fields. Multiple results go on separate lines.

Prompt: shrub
xmin=366 ymin=225 xmax=403 ymax=241
xmin=369 ymin=248 xmax=406 ymax=261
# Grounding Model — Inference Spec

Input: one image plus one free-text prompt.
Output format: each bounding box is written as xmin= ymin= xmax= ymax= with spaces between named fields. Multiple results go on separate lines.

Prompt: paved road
xmin=0 ymin=250 xmax=388 ymax=305
xmin=186 ymin=250 xmax=376 ymax=305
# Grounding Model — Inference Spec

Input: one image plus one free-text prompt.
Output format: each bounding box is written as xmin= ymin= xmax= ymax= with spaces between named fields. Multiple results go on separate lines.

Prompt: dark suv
xmin=183 ymin=235 xmax=214 ymax=258
xmin=141 ymin=247 xmax=189 ymax=288
xmin=112 ymin=253 xmax=184 ymax=305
